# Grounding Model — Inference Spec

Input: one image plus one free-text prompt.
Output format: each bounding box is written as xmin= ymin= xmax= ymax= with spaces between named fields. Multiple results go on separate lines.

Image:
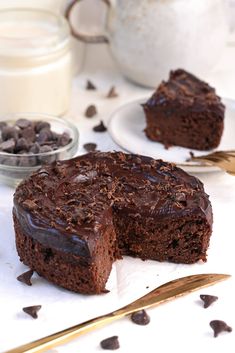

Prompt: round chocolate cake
xmin=13 ymin=152 xmax=212 ymax=294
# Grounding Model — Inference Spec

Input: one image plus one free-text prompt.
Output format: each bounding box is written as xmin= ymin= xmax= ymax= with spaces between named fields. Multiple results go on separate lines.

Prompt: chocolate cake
xmin=143 ymin=69 xmax=225 ymax=150
xmin=13 ymin=152 xmax=212 ymax=294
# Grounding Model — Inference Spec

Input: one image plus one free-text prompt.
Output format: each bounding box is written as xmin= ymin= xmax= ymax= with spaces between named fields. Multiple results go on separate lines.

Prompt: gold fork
xmin=5 ymin=273 xmax=230 ymax=353
xmin=189 ymin=150 xmax=235 ymax=175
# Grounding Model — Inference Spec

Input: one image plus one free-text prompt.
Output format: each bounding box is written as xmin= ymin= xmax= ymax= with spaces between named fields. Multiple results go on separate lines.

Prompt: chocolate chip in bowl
xmin=0 ymin=113 xmax=79 ymax=187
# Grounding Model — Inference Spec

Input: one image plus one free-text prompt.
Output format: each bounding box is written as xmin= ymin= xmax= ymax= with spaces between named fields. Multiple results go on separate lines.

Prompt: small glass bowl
xmin=0 ymin=113 xmax=79 ymax=187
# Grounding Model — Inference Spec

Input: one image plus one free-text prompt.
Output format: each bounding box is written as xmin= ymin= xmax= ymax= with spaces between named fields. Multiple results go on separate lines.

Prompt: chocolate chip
xmin=57 ymin=132 xmax=71 ymax=147
xmin=0 ymin=120 xmax=72 ymax=161
xmin=15 ymin=118 xmax=32 ymax=129
xmin=51 ymin=131 xmax=59 ymax=141
xmin=210 ymin=320 xmax=232 ymax=337
xmin=35 ymin=121 xmax=51 ymax=133
xmin=38 ymin=147 xmax=56 ymax=164
xmin=93 ymin=121 xmax=107 ymax=132
xmin=130 ymin=310 xmax=150 ymax=325
xmin=29 ymin=142 xmax=40 ymax=154
xmin=0 ymin=138 xmax=16 ymax=153
xmin=86 ymin=80 xmax=97 ymax=90
xmin=1 ymin=126 xmax=19 ymax=141
xmin=17 ymin=269 xmax=34 ymax=286
xmin=106 ymin=86 xmax=118 ymax=98
xmin=85 ymin=105 xmax=97 ymax=118
xmin=39 ymin=145 xmax=53 ymax=153
xmin=200 ymin=294 xmax=218 ymax=308
xmin=38 ymin=168 xmax=49 ymax=177
xmin=15 ymin=137 xmax=29 ymax=153
xmin=37 ymin=128 xmax=53 ymax=145
xmin=20 ymin=126 xmax=36 ymax=143
xmin=100 ymin=336 xmax=120 ymax=350
xmin=83 ymin=143 xmax=97 ymax=152
xmin=0 ymin=121 xmax=7 ymax=130
xmin=23 ymin=305 xmax=42 ymax=319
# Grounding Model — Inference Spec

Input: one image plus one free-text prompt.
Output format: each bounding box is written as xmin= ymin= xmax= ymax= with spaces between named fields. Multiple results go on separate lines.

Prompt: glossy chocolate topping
xmin=13 ymin=152 xmax=212 ymax=258
xmin=144 ymin=69 xmax=225 ymax=118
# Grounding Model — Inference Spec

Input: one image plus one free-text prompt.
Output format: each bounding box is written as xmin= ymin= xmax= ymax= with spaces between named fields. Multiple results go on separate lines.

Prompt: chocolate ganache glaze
xmin=143 ymin=69 xmax=225 ymax=150
xmin=13 ymin=152 xmax=213 ymax=294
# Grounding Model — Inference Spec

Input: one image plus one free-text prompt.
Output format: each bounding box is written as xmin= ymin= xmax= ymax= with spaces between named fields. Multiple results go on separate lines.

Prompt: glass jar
xmin=0 ymin=8 xmax=72 ymax=116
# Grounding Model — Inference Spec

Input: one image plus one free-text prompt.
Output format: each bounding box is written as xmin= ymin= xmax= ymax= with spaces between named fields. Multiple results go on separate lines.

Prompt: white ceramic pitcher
xmin=67 ymin=0 xmax=228 ymax=87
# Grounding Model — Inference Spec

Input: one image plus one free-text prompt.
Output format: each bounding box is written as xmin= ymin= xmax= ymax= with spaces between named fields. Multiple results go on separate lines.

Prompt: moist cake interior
xmin=13 ymin=152 xmax=212 ymax=294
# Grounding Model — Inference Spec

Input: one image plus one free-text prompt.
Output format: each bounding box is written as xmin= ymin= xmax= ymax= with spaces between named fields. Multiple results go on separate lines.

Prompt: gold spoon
xmin=5 ymin=273 xmax=230 ymax=353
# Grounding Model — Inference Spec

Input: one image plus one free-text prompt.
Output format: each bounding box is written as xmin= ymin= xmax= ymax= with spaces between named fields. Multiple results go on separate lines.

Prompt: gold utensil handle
xmin=5 ymin=273 xmax=230 ymax=353
xmin=189 ymin=150 xmax=235 ymax=175
xmin=6 ymin=313 xmax=118 ymax=353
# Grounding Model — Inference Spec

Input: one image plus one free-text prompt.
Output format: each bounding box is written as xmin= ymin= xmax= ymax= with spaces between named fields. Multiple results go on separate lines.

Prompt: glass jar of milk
xmin=0 ymin=8 xmax=72 ymax=115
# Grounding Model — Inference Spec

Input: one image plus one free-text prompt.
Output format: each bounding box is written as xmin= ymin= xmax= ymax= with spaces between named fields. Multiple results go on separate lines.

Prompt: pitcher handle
xmin=65 ymin=0 xmax=110 ymax=44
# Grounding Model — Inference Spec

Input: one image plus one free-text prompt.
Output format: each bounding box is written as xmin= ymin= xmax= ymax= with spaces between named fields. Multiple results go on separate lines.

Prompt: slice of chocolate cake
xmin=13 ymin=152 xmax=213 ymax=294
xmin=143 ymin=69 xmax=225 ymax=150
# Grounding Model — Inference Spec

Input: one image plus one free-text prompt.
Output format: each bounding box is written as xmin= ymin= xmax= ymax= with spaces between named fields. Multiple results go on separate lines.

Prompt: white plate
xmin=108 ymin=97 xmax=235 ymax=173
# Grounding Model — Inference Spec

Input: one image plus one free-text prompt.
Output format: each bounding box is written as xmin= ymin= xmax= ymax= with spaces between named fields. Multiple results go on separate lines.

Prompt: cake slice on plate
xmin=143 ymin=69 xmax=225 ymax=150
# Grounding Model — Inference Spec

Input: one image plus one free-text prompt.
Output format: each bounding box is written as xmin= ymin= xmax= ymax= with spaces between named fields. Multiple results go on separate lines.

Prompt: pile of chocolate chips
xmin=0 ymin=119 xmax=71 ymax=167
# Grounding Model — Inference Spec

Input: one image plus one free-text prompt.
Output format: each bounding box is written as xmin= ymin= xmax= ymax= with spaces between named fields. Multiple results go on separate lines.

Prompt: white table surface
xmin=1 ymin=44 xmax=235 ymax=353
